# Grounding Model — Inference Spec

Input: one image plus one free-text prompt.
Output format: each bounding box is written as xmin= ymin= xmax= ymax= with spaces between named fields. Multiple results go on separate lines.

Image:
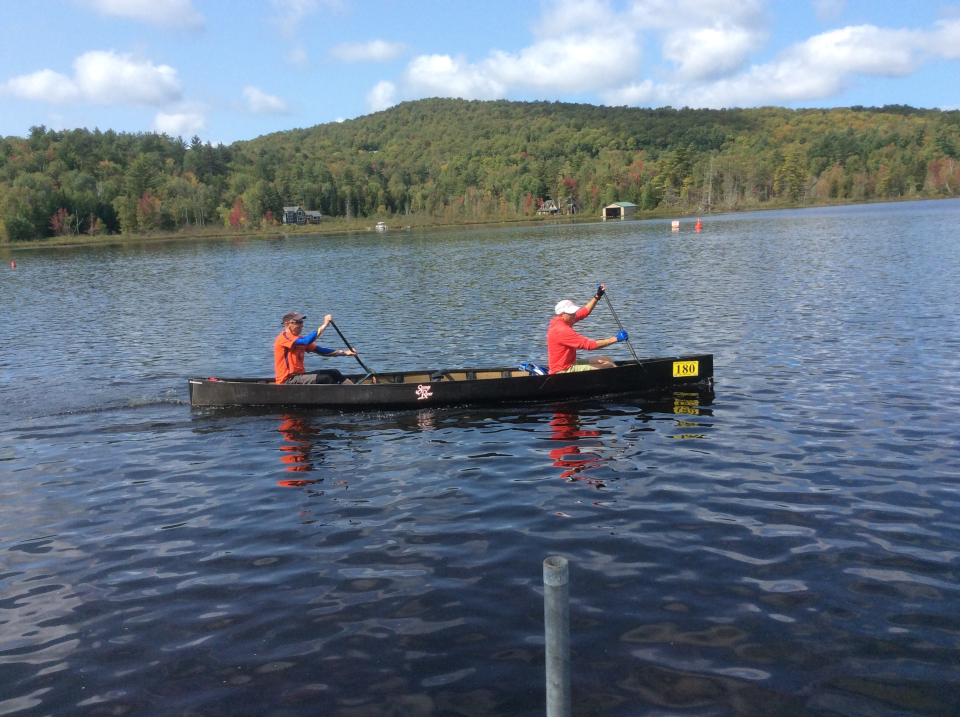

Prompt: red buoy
xmin=694 ymin=218 xmax=702 ymax=232
xmin=10 ymin=261 xmax=15 ymax=269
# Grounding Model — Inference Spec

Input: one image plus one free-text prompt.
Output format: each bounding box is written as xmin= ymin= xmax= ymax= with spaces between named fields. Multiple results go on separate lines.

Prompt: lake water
xmin=2 ymin=200 xmax=960 ymax=716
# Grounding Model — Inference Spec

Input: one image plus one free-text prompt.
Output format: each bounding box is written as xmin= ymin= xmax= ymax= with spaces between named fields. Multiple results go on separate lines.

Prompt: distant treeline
xmin=3 ymin=99 xmax=960 ymax=241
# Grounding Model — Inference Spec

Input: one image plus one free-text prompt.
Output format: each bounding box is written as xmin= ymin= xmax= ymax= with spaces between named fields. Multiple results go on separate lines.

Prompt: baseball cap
xmin=554 ymin=300 xmax=581 ymax=315
xmin=282 ymin=311 xmax=306 ymax=324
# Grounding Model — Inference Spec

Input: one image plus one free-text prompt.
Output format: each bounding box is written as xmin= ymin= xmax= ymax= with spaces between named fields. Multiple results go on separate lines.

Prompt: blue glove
xmin=616 ymin=330 xmax=628 ymax=342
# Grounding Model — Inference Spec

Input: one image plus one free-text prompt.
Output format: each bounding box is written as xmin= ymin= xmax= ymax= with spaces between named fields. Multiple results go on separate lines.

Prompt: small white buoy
xmin=671 ymin=220 xmax=680 ymax=231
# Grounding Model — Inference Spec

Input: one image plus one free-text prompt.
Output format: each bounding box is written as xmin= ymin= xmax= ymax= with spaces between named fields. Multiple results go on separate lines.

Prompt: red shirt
xmin=547 ymin=308 xmax=597 ymax=374
xmin=274 ymin=331 xmax=316 ymax=384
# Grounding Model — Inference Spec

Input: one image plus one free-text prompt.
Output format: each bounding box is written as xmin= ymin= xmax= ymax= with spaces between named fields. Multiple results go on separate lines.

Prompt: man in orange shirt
xmin=274 ymin=311 xmax=357 ymax=385
xmin=546 ymin=284 xmax=627 ymax=374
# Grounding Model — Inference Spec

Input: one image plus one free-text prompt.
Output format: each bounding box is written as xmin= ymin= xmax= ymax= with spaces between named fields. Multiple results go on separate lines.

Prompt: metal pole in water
xmin=544 ymin=555 xmax=570 ymax=717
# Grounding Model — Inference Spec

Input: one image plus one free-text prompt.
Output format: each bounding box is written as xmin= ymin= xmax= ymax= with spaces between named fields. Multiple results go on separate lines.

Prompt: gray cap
xmin=282 ymin=311 xmax=306 ymax=324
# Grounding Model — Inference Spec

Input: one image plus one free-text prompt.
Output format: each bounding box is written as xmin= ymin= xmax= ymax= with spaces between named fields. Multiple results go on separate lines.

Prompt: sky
xmin=2 ymin=0 xmax=960 ymax=145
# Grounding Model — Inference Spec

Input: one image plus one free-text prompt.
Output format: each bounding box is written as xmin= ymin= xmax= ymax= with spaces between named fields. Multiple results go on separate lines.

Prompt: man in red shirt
xmin=274 ymin=311 xmax=357 ymax=385
xmin=546 ymin=284 xmax=627 ymax=374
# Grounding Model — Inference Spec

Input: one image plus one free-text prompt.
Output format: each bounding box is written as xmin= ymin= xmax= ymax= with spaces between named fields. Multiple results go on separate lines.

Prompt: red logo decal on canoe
xmin=415 ymin=384 xmax=433 ymax=400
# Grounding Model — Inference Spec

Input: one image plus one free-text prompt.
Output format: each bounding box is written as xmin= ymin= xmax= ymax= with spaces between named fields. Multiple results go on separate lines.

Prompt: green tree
xmin=774 ymin=148 xmax=808 ymax=202
xmin=640 ymin=181 xmax=660 ymax=210
xmin=124 ymin=155 xmax=156 ymax=199
xmin=4 ymin=215 xmax=35 ymax=241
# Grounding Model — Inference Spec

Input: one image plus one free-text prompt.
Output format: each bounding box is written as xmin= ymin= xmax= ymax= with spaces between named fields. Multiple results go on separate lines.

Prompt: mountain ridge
xmin=2 ymin=98 xmax=959 ymax=241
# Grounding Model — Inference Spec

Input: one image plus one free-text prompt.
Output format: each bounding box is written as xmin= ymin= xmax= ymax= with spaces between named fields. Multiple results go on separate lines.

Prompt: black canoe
xmin=188 ymin=354 xmax=713 ymax=409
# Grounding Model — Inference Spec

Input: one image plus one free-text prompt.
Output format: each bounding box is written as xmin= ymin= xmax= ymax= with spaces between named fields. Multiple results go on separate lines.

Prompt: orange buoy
xmin=694 ymin=218 xmax=702 ymax=231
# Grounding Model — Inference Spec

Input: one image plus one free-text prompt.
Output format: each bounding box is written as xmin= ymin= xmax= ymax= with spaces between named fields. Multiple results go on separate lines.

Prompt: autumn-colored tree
xmin=48 ymin=208 xmax=71 ymax=236
xmin=86 ymin=213 xmax=104 ymax=236
xmin=228 ymin=196 xmax=249 ymax=229
xmin=137 ymin=192 xmax=161 ymax=230
xmin=522 ymin=192 xmax=536 ymax=215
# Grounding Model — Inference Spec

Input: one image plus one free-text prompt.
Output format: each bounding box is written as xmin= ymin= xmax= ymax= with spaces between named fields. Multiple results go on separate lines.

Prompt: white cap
xmin=554 ymin=299 xmax=581 ymax=315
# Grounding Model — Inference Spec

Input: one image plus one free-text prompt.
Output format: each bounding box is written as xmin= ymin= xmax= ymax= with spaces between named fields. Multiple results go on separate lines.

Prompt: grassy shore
xmin=0 ymin=195 xmax=943 ymax=253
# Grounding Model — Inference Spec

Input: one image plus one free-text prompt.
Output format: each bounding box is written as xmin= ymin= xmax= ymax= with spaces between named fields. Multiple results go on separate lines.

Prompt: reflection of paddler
xmin=549 ymin=412 xmax=604 ymax=482
xmin=550 ymin=412 xmax=600 ymax=441
xmin=278 ymin=416 xmax=320 ymax=474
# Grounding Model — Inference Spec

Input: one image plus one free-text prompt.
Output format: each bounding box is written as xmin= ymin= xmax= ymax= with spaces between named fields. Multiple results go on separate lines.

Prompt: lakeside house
xmin=283 ymin=206 xmax=306 ymax=225
xmin=603 ymin=202 xmax=637 ymax=218
xmin=537 ymin=199 xmax=561 ymax=215
xmin=537 ymin=198 xmax=581 ymax=216
xmin=282 ymin=206 xmax=322 ymax=225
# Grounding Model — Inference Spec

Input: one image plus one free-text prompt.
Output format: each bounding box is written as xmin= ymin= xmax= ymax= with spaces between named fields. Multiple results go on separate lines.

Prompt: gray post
xmin=543 ymin=556 xmax=570 ymax=717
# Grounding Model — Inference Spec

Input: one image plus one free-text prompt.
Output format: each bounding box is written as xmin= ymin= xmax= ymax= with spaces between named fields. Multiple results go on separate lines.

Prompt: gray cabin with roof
xmin=283 ymin=206 xmax=306 ymax=225
xmin=537 ymin=199 xmax=561 ymax=215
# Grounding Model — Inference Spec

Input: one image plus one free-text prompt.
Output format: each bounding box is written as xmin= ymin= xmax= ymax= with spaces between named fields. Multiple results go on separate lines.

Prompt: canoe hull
xmin=189 ymin=354 xmax=713 ymax=409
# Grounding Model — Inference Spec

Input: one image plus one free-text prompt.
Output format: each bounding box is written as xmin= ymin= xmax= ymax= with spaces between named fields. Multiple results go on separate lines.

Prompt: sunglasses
xmin=288 ymin=320 xmax=304 ymax=325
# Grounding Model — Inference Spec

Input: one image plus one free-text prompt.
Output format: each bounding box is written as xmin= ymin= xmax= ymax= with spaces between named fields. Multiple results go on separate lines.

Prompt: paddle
xmin=328 ymin=320 xmax=377 ymax=381
xmin=600 ymin=287 xmax=640 ymax=364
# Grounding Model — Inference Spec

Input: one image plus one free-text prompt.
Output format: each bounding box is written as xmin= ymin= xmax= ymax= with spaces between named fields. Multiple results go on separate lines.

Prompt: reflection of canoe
xmin=189 ymin=354 xmax=713 ymax=409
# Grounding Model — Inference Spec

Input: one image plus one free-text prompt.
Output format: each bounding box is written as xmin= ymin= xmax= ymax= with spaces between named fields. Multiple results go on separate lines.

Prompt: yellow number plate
xmin=672 ymin=360 xmax=699 ymax=378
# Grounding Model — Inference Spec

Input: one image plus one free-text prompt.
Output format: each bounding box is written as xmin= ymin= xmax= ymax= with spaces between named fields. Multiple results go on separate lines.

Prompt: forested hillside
xmin=3 ymin=98 xmax=960 ymax=241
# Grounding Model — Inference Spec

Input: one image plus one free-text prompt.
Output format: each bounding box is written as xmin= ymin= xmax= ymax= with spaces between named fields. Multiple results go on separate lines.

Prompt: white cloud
xmin=604 ymin=22 xmax=929 ymax=108
xmin=258 ymin=1 xmax=960 ymax=116
xmin=1 ymin=51 xmax=182 ymax=106
xmin=485 ymin=31 xmax=639 ymax=93
xmin=366 ymin=80 xmax=397 ymax=112
xmin=2 ymin=69 xmax=80 ymax=103
xmin=152 ymin=106 xmax=207 ymax=136
xmin=242 ymin=86 xmax=290 ymax=114
xmin=81 ymin=0 xmax=204 ymax=29
xmin=800 ymin=25 xmax=919 ymax=76
xmin=702 ymin=24 xmax=923 ymax=106
xmin=404 ymin=55 xmax=506 ymax=100
xmin=331 ymin=40 xmax=407 ymax=63
xmin=629 ymin=0 xmax=767 ymax=82
xmin=928 ymin=18 xmax=960 ymax=61
xmin=660 ymin=24 xmax=764 ymax=82
xmin=74 ymin=51 xmax=183 ymax=105
xmin=403 ymin=0 xmax=639 ymax=100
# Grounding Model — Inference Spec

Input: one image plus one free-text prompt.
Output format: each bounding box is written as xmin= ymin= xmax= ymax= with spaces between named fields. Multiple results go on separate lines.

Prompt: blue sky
xmin=2 ymin=0 xmax=959 ymax=144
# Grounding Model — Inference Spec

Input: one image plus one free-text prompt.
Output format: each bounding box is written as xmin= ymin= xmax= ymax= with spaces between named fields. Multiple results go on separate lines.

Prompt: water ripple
xmin=2 ymin=201 xmax=960 ymax=715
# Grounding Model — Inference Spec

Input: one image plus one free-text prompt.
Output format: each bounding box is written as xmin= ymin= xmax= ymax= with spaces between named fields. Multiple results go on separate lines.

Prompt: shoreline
xmin=0 ymin=194 xmax=948 ymax=254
